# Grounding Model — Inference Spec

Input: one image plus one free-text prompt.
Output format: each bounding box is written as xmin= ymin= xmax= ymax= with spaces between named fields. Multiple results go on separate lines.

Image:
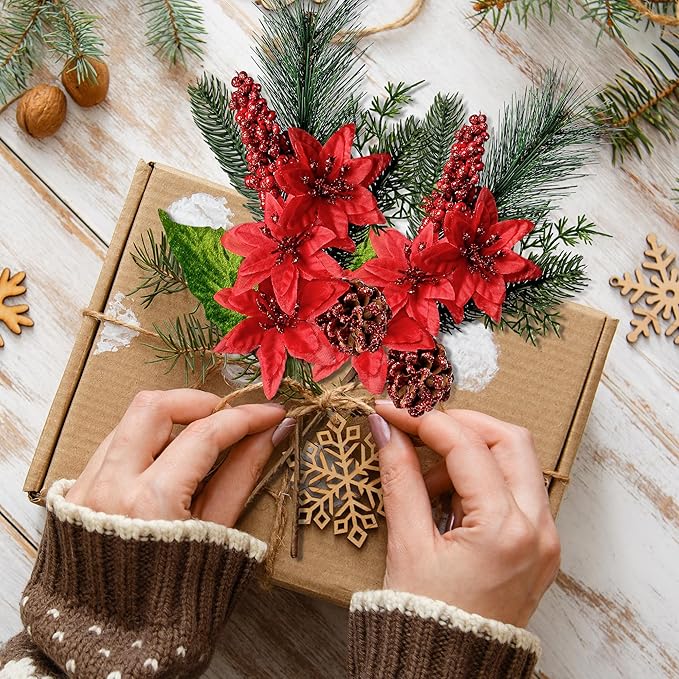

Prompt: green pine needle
xmin=0 ymin=0 xmax=46 ymax=103
xmin=254 ymin=0 xmax=366 ymax=140
xmin=404 ymin=92 xmax=465 ymax=233
xmin=148 ymin=311 xmax=221 ymax=384
xmin=129 ymin=228 xmax=187 ymax=307
xmin=141 ymin=0 xmax=205 ymax=65
xmin=483 ymin=69 xmax=600 ymax=226
xmin=589 ymin=39 xmax=679 ymax=163
xmin=43 ymin=0 xmax=104 ymax=83
xmin=473 ymin=0 xmax=560 ymax=30
xmin=188 ymin=73 xmax=261 ymax=216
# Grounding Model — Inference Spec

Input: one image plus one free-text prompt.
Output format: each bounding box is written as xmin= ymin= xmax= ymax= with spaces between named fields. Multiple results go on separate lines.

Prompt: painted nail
xmin=368 ymin=414 xmax=391 ymax=449
xmin=271 ymin=417 xmax=296 ymax=447
xmin=374 ymin=399 xmax=392 ymax=408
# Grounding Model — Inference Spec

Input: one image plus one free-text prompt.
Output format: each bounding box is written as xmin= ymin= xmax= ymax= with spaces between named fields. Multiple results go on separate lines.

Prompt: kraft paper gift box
xmin=26 ymin=161 xmax=617 ymax=606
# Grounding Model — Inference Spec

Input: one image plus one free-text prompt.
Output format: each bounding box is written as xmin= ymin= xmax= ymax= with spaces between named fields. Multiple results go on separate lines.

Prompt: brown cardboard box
xmin=26 ymin=161 xmax=617 ymax=606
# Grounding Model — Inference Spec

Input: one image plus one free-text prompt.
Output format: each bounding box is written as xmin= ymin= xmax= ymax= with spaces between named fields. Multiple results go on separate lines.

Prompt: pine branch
xmin=579 ymin=0 xmax=640 ymax=41
xmin=482 ymin=69 xmax=600 ymax=225
xmin=188 ymin=73 xmax=261 ymax=215
xmin=43 ymin=0 xmax=104 ymax=84
xmin=519 ymin=214 xmax=608 ymax=252
xmin=141 ymin=0 xmax=205 ymax=65
xmin=403 ymin=92 xmax=466 ymax=235
xmin=589 ymin=38 xmax=679 ymax=162
xmin=148 ymin=311 xmax=221 ymax=384
xmin=0 ymin=0 xmax=46 ymax=103
xmin=129 ymin=228 xmax=187 ymax=307
xmin=254 ymin=0 xmax=367 ymax=140
xmin=355 ymin=81 xmax=438 ymax=228
xmin=473 ymin=0 xmax=560 ymax=29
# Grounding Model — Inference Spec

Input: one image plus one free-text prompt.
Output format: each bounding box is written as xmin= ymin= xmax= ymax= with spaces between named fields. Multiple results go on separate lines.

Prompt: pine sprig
xmin=0 ymin=0 xmax=46 ymax=102
xmin=482 ymin=69 xmax=600 ymax=225
xmin=579 ymin=0 xmax=640 ymax=41
xmin=129 ymin=228 xmax=187 ymax=307
xmin=520 ymin=214 xmax=608 ymax=252
xmin=188 ymin=73 xmax=261 ymax=216
xmin=473 ymin=0 xmax=560 ymax=29
xmin=589 ymin=39 xmax=679 ymax=162
xmin=141 ymin=0 xmax=205 ymax=64
xmin=148 ymin=311 xmax=221 ymax=384
xmin=43 ymin=0 xmax=104 ymax=83
xmin=355 ymin=81 xmax=436 ymax=227
xmin=404 ymin=92 xmax=466 ymax=234
xmin=254 ymin=0 xmax=366 ymax=140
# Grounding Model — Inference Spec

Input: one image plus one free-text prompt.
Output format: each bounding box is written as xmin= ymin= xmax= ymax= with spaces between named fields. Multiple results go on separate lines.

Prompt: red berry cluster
xmin=422 ymin=113 xmax=489 ymax=229
xmin=230 ymin=71 xmax=293 ymax=206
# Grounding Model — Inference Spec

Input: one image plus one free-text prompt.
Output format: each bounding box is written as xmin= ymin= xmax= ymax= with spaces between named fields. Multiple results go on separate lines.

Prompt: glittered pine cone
xmin=317 ymin=281 xmax=392 ymax=354
xmin=386 ymin=343 xmax=453 ymax=416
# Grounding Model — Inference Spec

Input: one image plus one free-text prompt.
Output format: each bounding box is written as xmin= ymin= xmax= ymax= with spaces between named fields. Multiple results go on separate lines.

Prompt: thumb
xmin=369 ymin=414 xmax=434 ymax=551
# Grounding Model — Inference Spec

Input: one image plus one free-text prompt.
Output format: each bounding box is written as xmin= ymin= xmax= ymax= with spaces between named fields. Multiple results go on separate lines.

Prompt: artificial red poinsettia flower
xmin=432 ymin=187 xmax=542 ymax=323
xmin=222 ymin=194 xmax=343 ymax=315
xmin=275 ymin=123 xmax=390 ymax=248
xmin=313 ymin=311 xmax=435 ymax=394
xmin=353 ymin=223 xmax=461 ymax=336
xmin=214 ymin=279 xmax=348 ymax=398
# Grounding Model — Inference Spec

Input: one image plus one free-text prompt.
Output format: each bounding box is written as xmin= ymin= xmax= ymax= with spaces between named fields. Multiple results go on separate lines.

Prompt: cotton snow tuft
xmin=167 ymin=193 xmax=234 ymax=230
xmin=438 ymin=322 xmax=499 ymax=392
xmin=94 ymin=292 xmax=140 ymax=355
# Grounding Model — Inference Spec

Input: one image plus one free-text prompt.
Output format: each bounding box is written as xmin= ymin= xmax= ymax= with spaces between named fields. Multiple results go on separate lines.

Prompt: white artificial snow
xmin=166 ymin=193 xmax=234 ymax=230
xmin=438 ymin=322 xmax=499 ymax=392
xmin=93 ymin=292 xmax=140 ymax=355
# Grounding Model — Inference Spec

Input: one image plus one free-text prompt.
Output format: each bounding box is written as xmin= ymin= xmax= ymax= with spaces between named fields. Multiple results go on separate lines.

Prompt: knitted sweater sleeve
xmin=0 ymin=479 xmax=267 ymax=679
xmin=347 ymin=590 xmax=541 ymax=679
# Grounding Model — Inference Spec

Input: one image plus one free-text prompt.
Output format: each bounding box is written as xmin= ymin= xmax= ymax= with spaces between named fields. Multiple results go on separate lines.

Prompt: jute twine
xmin=256 ymin=0 xmax=427 ymax=37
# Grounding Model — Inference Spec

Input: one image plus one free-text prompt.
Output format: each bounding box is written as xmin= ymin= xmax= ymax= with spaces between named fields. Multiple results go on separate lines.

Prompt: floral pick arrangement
xmin=133 ymin=0 xmax=605 ymax=418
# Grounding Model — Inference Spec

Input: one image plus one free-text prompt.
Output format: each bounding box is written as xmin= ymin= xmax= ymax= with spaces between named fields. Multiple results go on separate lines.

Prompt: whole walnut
xmin=61 ymin=58 xmax=109 ymax=107
xmin=16 ymin=85 xmax=67 ymax=138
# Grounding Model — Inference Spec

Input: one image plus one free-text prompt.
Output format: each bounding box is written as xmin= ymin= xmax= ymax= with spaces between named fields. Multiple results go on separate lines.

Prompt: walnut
xmin=16 ymin=84 xmax=67 ymax=138
xmin=61 ymin=59 xmax=109 ymax=107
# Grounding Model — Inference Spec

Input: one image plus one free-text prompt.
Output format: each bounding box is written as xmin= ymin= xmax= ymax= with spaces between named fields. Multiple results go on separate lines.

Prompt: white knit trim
xmin=46 ymin=480 xmax=267 ymax=562
xmin=350 ymin=590 xmax=541 ymax=657
xmin=0 ymin=657 xmax=54 ymax=679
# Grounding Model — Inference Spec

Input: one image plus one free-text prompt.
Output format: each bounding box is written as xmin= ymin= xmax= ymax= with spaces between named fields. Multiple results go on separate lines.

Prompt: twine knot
xmin=214 ymin=377 xmax=376 ymax=418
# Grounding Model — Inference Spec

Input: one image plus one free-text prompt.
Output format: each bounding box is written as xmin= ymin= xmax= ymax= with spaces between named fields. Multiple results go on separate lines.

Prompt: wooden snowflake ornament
xmin=610 ymin=234 xmax=678 ymax=345
xmin=0 ymin=268 xmax=33 ymax=348
xmin=298 ymin=413 xmax=384 ymax=548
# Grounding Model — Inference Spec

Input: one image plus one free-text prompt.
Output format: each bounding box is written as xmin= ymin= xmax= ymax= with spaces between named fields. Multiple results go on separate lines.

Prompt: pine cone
xmin=317 ymin=281 xmax=392 ymax=354
xmin=386 ymin=343 xmax=453 ymax=416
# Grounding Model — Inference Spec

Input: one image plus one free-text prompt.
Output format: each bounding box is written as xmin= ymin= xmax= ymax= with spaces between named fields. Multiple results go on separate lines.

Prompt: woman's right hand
xmin=368 ymin=403 xmax=561 ymax=628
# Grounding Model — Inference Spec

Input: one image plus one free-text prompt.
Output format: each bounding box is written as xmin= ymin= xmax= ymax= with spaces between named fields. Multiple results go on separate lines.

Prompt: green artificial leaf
xmin=348 ymin=234 xmax=376 ymax=270
xmin=159 ymin=210 xmax=243 ymax=333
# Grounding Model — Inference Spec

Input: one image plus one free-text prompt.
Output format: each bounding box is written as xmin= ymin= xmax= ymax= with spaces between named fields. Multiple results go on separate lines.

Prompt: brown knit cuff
xmin=348 ymin=590 xmax=540 ymax=679
xmin=20 ymin=479 xmax=267 ymax=678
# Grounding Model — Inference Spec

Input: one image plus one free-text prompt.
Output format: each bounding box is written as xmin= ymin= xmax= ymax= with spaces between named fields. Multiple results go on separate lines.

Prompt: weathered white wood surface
xmin=0 ymin=1 xmax=677 ymax=676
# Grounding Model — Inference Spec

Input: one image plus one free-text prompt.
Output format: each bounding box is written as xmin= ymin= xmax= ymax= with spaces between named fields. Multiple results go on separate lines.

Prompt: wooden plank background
xmin=0 ymin=1 xmax=677 ymax=676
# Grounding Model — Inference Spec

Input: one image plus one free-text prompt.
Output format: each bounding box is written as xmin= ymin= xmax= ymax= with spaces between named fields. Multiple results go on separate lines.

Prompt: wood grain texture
xmin=0 ymin=0 xmax=677 ymax=676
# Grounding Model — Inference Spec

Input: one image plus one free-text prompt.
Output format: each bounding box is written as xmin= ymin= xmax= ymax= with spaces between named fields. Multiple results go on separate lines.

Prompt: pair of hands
xmin=66 ymin=389 xmax=559 ymax=628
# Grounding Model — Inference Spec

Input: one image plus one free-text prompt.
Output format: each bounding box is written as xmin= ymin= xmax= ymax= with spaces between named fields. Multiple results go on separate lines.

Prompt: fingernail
xmin=272 ymin=417 xmax=296 ymax=447
xmin=374 ymin=399 xmax=392 ymax=408
xmin=368 ymin=414 xmax=391 ymax=449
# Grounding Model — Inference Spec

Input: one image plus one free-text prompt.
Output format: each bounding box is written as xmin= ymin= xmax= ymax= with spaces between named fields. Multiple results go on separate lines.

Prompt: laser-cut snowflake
xmin=298 ymin=413 xmax=384 ymax=548
xmin=610 ymin=233 xmax=678 ymax=345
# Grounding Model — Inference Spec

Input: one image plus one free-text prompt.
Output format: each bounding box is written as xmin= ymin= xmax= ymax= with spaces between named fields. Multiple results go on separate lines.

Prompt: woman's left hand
xmin=65 ymin=388 xmax=293 ymax=526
